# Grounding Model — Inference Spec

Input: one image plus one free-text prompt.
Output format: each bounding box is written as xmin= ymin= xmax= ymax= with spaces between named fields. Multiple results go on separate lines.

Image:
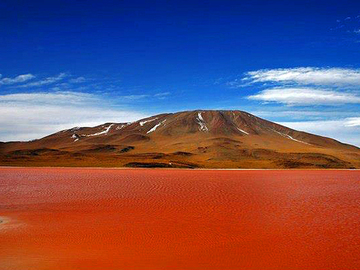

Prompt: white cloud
xmin=252 ymin=109 xmax=353 ymax=119
xmin=0 ymin=91 xmax=96 ymax=104
xmin=0 ymin=91 xmax=147 ymax=141
xmin=121 ymin=94 xmax=149 ymax=100
xmin=242 ymin=67 xmax=360 ymax=86
xmin=69 ymin=76 xmax=86 ymax=83
xmin=240 ymin=67 xmax=360 ymax=145
xmin=154 ymin=92 xmax=170 ymax=97
xmin=345 ymin=117 xmax=360 ymax=127
xmin=0 ymin=91 xmax=88 ymax=106
xmin=16 ymin=73 xmax=67 ymax=88
xmin=0 ymin=74 xmax=35 ymax=85
xmin=278 ymin=119 xmax=360 ymax=147
xmin=154 ymin=92 xmax=170 ymax=99
xmin=248 ymin=87 xmax=360 ymax=105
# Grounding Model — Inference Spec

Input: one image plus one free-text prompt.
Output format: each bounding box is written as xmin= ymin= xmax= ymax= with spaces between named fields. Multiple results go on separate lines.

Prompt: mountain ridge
xmin=1 ymin=110 xmax=359 ymax=168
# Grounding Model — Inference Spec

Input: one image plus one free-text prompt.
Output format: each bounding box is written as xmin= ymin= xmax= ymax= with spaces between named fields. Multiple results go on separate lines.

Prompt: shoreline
xmin=0 ymin=166 xmax=359 ymax=171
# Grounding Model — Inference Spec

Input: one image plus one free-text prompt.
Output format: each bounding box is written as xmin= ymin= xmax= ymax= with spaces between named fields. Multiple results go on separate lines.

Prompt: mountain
xmin=1 ymin=110 xmax=359 ymax=168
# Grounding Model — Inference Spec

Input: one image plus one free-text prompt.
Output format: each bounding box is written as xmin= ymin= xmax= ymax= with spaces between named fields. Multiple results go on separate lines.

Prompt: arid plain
xmin=1 ymin=167 xmax=360 ymax=270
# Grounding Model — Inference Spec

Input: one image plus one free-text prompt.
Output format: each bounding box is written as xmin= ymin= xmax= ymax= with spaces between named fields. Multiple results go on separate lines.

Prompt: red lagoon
xmin=0 ymin=168 xmax=360 ymax=270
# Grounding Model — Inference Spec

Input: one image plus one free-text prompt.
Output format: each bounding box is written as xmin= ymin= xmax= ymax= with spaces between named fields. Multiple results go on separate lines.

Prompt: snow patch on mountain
xmin=237 ymin=127 xmax=249 ymax=135
xmin=116 ymin=122 xmax=132 ymax=130
xmin=71 ymin=134 xmax=79 ymax=142
xmin=84 ymin=124 xmax=114 ymax=137
xmin=147 ymin=119 xmax=166 ymax=134
xmin=116 ymin=124 xmax=125 ymax=130
xmin=272 ymin=129 xmax=310 ymax=145
xmin=140 ymin=118 xmax=158 ymax=126
xmin=196 ymin=112 xmax=209 ymax=132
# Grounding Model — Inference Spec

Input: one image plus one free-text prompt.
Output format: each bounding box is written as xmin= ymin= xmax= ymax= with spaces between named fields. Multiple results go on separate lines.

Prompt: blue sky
xmin=0 ymin=0 xmax=360 ymax=146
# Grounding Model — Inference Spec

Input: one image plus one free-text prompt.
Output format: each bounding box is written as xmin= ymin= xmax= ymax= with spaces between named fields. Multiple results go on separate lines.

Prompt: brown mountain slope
xmin=1 ymin=110 xmax=359 ymax=168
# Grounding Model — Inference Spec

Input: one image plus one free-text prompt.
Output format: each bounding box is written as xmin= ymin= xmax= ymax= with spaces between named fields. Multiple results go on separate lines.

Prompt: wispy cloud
xmin=248 ymin=87 xmax=360 ymax=105
xmin=241 ymin=67 xmax=360 ymax=87
xmin=0 ymin=91 xmax=147 ymax=141
xmin=331 ymin=16 xmax=360 ymax=41
xmin=230 ymin=67 xmax=360 ymax=106
xmin=154 ymin=92 xmax=170 ymax=99
xmin=231 ymin=67 xmax=360 ymax=145
xmin=69 ymin=76 xmax=86 ymax=83
xmin=0 ymin=91 xmax=96 ymax=105
xmin=121 ymin=94 xmax=149 ymax=100
xmin=16 ymin=73 xmax=67 ymax=88
xmin=345 ymin=117 xmax=360 ymax=127
xmin=118 ymin=92 xmax=171 ymax=101
xmin=0 ymin=74 xmax=35 ymax=85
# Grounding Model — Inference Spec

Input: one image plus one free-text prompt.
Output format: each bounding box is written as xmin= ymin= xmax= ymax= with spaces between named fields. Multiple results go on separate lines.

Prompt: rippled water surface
xmin=1 ymin=168 xmax=360 ymax=270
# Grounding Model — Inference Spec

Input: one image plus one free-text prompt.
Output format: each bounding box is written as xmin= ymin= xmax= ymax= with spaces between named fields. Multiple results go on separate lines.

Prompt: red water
xmin=0 ymin=168 xmax=360 ymax=270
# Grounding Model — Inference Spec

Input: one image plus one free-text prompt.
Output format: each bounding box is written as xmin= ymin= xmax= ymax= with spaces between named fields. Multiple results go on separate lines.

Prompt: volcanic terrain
xmin=1 ymin=110 xmax=359 ymax=168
